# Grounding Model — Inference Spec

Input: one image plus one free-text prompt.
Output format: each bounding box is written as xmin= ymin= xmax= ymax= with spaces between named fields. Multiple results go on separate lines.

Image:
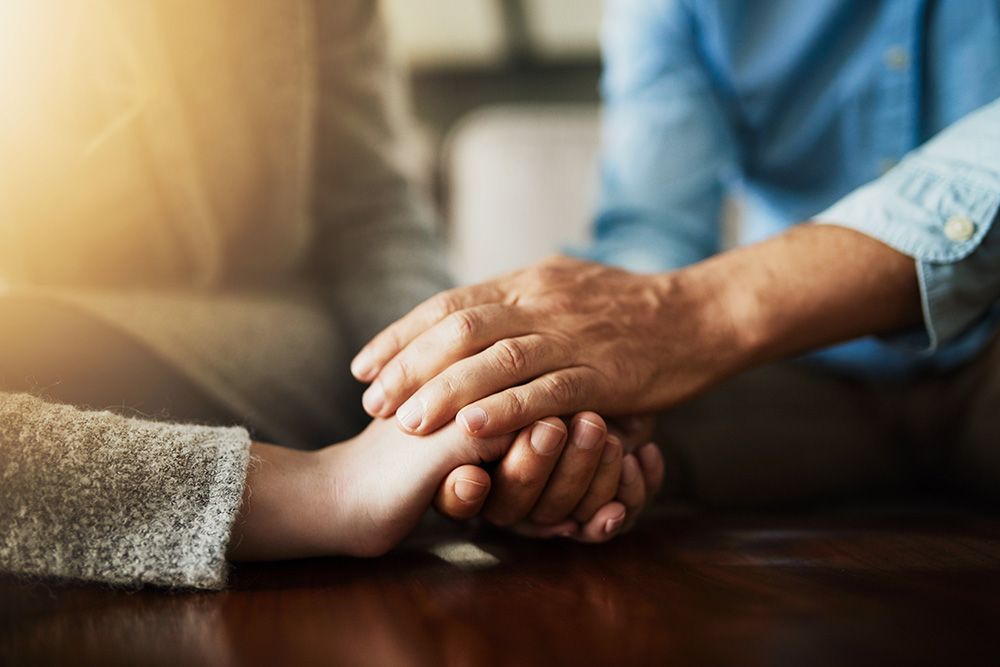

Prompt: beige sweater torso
xmin=0 ymin=0 xmax=450 ymax=588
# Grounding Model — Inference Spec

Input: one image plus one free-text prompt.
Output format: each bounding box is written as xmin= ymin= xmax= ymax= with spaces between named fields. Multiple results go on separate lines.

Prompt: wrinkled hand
xmin=352 ymin=255 xmax=733 ymax=438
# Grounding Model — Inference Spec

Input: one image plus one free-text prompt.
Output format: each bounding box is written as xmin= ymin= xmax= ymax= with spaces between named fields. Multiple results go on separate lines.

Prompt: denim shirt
xmin=587 ymin=0 xmax=1000 ymax=380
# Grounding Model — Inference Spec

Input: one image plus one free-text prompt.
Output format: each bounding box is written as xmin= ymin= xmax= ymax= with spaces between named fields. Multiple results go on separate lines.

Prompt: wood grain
xmin=3 ymin=507 xmax=1000 ymax=666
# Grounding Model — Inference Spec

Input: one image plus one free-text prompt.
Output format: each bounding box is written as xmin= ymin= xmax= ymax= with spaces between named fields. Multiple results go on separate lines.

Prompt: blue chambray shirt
xmin=586 ymin=0 xmax=1000 ymax=381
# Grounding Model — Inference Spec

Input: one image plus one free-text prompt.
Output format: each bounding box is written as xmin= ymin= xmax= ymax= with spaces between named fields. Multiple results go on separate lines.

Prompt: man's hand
xmin=352 ymin=226 xmax=921 ymax=439
xmin=431 ymin=413 xmax=665 ymax=542
xmin=351 ymin=255 xmax=738 ymax=438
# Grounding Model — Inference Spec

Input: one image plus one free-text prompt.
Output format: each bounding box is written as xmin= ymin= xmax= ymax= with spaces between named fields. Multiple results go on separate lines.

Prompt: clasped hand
xmin=352 ymin=256 xmax=734 ymax=537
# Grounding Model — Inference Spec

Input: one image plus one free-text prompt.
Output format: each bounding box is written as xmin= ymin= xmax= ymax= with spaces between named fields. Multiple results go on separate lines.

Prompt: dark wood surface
xmin=4 ymin=506 xmax=1000 ymax=667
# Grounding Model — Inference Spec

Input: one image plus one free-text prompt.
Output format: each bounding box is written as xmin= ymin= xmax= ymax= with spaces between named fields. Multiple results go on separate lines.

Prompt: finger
xmin=530 ymin=413 xmax=607 ymax=525
xmin=481 ymin=417 xmax=568 ymax=527
xmin=637 ymin=442 xmax=665 ymax=498
xmin=572 ymin=501 xmax=627 ymax=544
xmin=571 ymin=434 xmax=623 ymax=522
xmin=397 ymin=333 xmax=570 ymax=434
xmin=617 ymin=453 xmax=647 ymax=529
xmin=351 ymin=284 xmax=502 ymax=382
xmin=456 ymin=367 xmax=599 ymax=438
xmin=434 ymin=465 xmax=491 ymax=521
xmin=362 ymin=304 xmax=530 ymax=420
xmin=507 ymin=519 xmax=578 ymax=540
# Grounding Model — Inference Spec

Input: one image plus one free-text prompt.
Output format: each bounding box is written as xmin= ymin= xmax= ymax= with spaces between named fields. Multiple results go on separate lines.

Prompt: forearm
xmin=227 ymin=443 xmax=334 ymax=562
xmin=666 ymin=223 xmax=922 ymax=385
xmin=227 ymin=430 xmax=463 ymax=562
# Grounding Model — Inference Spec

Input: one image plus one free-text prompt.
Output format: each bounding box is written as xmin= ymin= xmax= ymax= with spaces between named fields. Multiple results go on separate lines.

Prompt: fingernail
xmin=604 ymin=512 xmax=626 ymax=535
xmin=458 ymin=406 xmax=488 ymax=433
xmin=558 ymin=526 xmax=577 ymax=538
xmin=602 ymin=436 xmax=622 ymax=463
xmin=530 ymin=421 xmax=564 ymax=455
xmin=351 ymin=352 xmax=372 ymax=380
xmin=362 ymin=381 xmax=385 ymax=414
xmin=396 ymin=398 xmax=424 ymax=432
xmin=572 ymin=418 xmax=603 ymax=450
xmin=454 ymin=478 xmax=488 ymax=503
xmin=622 ymin=455 xmax=640 ymax=485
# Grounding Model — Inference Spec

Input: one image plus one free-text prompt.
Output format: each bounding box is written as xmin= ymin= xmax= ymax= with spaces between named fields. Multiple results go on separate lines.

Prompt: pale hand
xmin=228 ymin=414 xmax=663 ymax=561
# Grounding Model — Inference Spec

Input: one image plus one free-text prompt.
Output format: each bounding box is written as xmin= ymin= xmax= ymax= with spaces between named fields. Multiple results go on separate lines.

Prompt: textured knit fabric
xmin=0 ymin=393 xmax=251 ymax=589
xmin=0 ymin=1 xmax=451 ymax=588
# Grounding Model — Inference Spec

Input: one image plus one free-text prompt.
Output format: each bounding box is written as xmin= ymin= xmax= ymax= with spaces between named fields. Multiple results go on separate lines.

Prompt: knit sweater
xmin=0 ymin=393 xmax=251 ymax=589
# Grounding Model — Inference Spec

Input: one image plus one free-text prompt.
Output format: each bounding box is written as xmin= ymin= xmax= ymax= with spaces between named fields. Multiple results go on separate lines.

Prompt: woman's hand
xmin=227 ymin=412 xmax=666 ymax=561
xmin=228 ymin=414 xmax=662 ymax=561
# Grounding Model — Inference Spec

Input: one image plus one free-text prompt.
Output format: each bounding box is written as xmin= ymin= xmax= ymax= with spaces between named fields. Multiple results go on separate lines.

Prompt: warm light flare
xmin=0 ymin=3 xmax=65 ymax=136
xmin=0 ymin=1 xmax=163 ymax=288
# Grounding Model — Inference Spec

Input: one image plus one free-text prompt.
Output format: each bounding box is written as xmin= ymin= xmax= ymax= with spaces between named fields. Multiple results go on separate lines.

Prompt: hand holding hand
xmin=433 ymin=413 xmax=664 ymax=542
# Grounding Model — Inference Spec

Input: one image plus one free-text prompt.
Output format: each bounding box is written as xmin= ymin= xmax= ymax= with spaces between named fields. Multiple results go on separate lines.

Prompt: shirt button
xmin=944 ymin=215 xmax=976 ymax=243
xmin=884 ymin=46 xmax=910 ymax=70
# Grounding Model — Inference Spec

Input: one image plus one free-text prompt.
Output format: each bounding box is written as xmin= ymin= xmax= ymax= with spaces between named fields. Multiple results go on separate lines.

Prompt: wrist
xmin=230 ymin=443 xmax=332 ymax=561
xmin=651 ymin=258 xmax=767 ymax=388
xmin=663 ymin=224 xmax=922 ymax=378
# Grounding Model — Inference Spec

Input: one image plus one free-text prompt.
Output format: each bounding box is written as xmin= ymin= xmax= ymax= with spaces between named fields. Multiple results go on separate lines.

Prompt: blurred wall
xmin=383 ymin=0 xmax=603 ymax=142
xmin=382 ymin=0 xmax=607 ymax=283
xmin=384 ymin=0 xmax=603 ymax=68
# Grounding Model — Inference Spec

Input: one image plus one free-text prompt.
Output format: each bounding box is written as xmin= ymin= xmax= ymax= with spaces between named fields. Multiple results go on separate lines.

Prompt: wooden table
xmin=3 ymin=506 xmax=1000 ymax=666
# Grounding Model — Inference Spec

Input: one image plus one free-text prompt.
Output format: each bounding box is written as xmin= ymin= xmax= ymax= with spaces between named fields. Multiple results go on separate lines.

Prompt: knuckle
xmin=434 ymin=373 xmax=462 ymax=402
xmin=448 ymin=310 xmax=479 ymax=343
xmin=539 ymin=373 xmax=578 ymax=405
xmin=507 ymin=462 xmax=543 ymax=489
xmin=504 ymin=390 xmax=529 ymax=419
xmin=427 ymin=291 xmax=460 ymax=320
xmin=438 ymin=289 xmax=461 ymax=311
xmin=378 ymin=329 xmax=402 ymax=356
xmin=386 ymin=359 xmax=412 ymax=390
xmin=492 ymin=338 xmax=529 ymax=376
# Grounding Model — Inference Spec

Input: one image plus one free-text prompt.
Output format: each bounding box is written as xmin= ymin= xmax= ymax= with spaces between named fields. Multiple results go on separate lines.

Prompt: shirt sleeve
xmin=0 ymin=392 xmax=251 ymax=590
xmin=580 ymin=0 xmax=736 ymax=273
xmin=815 ymin=96 xmax=1000 ymax=352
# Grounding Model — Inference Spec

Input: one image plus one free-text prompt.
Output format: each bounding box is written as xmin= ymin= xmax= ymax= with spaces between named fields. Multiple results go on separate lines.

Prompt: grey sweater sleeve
xmin=309 ymin=1 xmax=454 ymax=353
xmin=0 ymin=392 xmax=251 ymax=589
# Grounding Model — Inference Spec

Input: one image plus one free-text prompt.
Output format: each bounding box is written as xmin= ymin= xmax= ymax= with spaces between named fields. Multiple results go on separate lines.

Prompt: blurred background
xmin=383 ymin=0 xmax=605 ymax=284
xmin=384 ymin=0 xmax=601 ymax=125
